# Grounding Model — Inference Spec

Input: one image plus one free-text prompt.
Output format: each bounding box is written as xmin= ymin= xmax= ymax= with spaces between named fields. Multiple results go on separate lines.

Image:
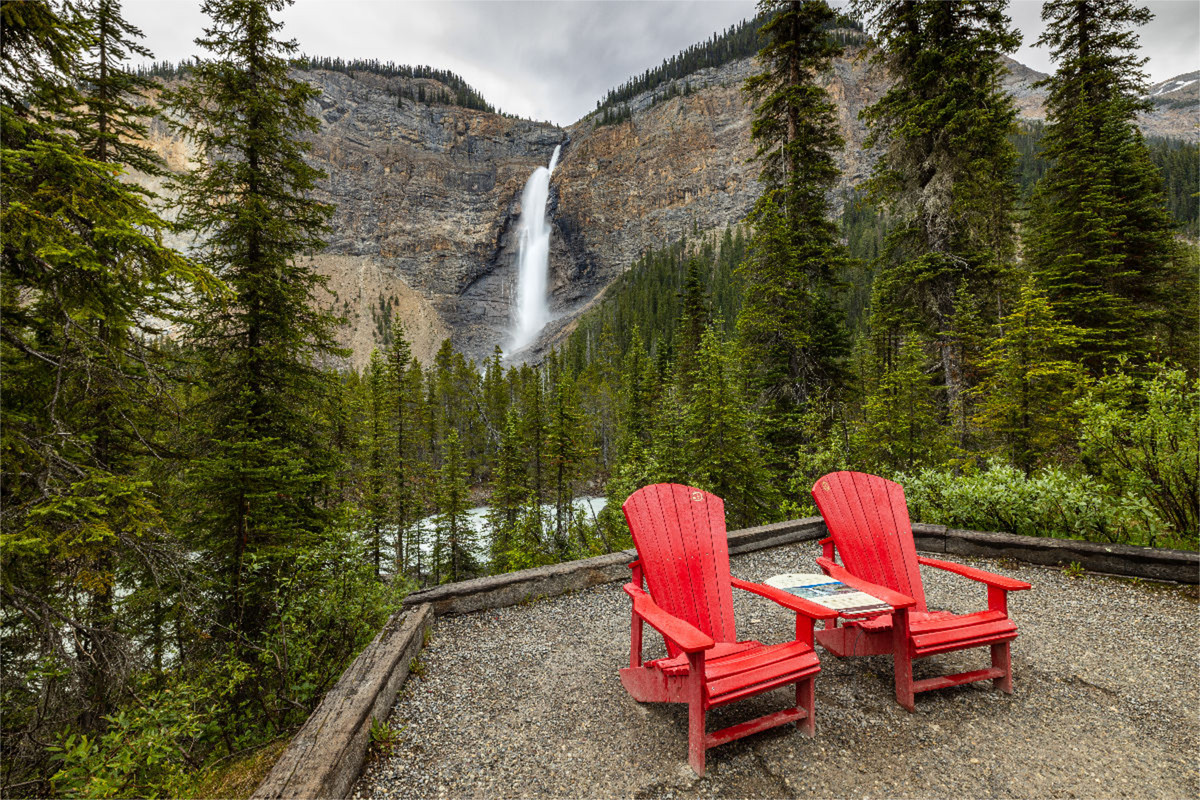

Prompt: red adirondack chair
xmin=810 ymin=471 xmax=1032 ymax=711
xmin=620 ymin=483 xmax=837 ymax=776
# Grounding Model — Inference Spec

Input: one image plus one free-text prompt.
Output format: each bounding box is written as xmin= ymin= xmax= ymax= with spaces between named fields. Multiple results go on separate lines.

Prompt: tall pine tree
xmin=1023 ymin=0 xmax=1185 ymax=370
xmin=1 ymin=0 xmax=212 ymax=777
xmin=738 ymin=0 xmax=850 ymax=470
xmin=166 ymin=0 xmax=341 ymax=640
xmin=855 ymin=0 xmax=1021 ymax=445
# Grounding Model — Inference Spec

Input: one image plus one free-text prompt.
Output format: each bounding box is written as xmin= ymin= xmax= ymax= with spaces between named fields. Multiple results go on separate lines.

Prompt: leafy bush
xmin=1075 ymin=362 xmax=1198 ymax=547
xmin=46 ymin=527 xmax=408 ymax=798
xmin=896 ymin=461 xmax=1174 ymax=547
xmin=50 ymin=681 xmax=212 ymax=799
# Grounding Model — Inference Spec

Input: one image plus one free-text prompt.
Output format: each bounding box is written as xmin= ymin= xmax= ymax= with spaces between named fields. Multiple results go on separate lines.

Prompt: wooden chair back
xmin=812 ymin=471 xmax=928 ymax=612
xmin=622 ymin=484 xmax=737 ymax=657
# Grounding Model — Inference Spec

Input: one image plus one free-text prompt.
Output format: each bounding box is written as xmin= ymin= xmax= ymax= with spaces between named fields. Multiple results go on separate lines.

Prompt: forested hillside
xmin=140 ymin=55 xmax=499 ymax=112
xmin=1 ymin=0 xmax=1196 ymax=798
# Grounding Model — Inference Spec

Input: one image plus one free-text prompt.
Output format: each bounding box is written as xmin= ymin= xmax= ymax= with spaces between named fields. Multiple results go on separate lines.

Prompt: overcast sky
xmin=125 ymin=0 xmax=1200 ymax=125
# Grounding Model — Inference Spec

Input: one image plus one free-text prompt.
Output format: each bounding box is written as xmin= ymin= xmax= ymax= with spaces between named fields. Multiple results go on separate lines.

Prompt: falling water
xmin=509 ymin=144 xmax=562 ymax=352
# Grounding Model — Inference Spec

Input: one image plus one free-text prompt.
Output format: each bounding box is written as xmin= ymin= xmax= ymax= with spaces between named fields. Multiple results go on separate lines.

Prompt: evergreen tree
xmin=385 ymin=317 xmax=417 ymax=574
xmin=854 ymin=332 xmax=949 ymax=473
xmin=974 ymin=277 xmax=1083 ymax=474
xmin=0 ymin=0 xmax=211 ymax=776
xmin=165 ymin=0 xmax=341 ymax=640
xmin=488 ymin=408 xmax=527 ymax=573
xmin=76 ymin=0 xmax=163 ymax=174
xmin=546 ymin=357 xmax=593 ymax=555
xmin=683 ymin=326 xmax=779 ymax=528
xmin=433 ymin=429 xmax=475 ymax=583
xmin=1024 ymin=0 xmax=1185 ymax=370
xmin=855 ymin=0 xmax=1021 ymax=443
xmin=674 ymin=256 xmax=710 ymax=389
xmin=738 ymin=0 xmax=850 ymax=468
xmin=364 ymin=350 xmax=388 ymax=577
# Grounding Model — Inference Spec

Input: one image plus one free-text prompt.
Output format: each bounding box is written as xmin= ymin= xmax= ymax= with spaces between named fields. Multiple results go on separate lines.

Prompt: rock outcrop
xmin=140 ymin=54 xmax=1198 ymax=368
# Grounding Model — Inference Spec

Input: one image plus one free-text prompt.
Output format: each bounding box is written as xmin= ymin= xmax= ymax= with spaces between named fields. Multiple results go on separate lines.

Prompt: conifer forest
xmin=1 ymin=0 xmax=1197 ymax=796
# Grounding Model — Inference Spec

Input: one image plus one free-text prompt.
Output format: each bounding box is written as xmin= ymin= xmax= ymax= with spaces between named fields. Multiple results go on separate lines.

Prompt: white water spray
xmin=510 ymin=144 xmax=562 ymax=352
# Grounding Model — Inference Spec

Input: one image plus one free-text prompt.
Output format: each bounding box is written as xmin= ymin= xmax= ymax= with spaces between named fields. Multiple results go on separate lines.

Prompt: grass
xmin=188 ymin=737 xmax=292 ymax=800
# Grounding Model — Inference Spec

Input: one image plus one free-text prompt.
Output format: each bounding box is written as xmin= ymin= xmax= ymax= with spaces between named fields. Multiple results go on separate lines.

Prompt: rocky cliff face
xmin=142 ymin=55 xmax=1197 ymax=368
xmin=534 ymin=49 xmax=888 ymax=355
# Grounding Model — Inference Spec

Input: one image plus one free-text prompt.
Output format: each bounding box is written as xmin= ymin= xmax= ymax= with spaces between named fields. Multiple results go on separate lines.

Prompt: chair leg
xmin=797 ymin=677 xmax=815 ymax=737
xmin=991 ymin=641 xmax=1013 ymax=694
xmin=893 ymin=609 xmax=915 ymax=712
xmin=688 ymin=695 xmax=706 ymax=776
xmin=687 ymin=654 xmax=706 ymax=776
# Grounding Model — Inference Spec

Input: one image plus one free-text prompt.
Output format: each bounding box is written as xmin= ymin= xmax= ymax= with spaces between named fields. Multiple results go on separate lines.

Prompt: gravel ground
xmin=355 ymin=545 xmax=1199 ymax=799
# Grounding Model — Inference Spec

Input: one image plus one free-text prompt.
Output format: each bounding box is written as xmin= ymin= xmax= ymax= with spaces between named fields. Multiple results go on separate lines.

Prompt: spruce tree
xmin=385 ymin=317 xmax=416 ymax=574
xmin=433 ymin=429 xmax=475 ymax=583
xmin=0 ymin=0 xmax=210 ymax=771
xmin=684 ymin=326 xmax=778 ymax=528
xmin=76 ymin=0 xmax=162 ymax=174
xmin=974 ymin=278 xmax=1083 ymax=474
xmin=364 ymin=350 xmax=388 ymax=577
xmin=738 ymin=0 xmax=850 ymax=469
xmin=855 ymin=0 xmax=1021 ymax=444
xmin=165 ymin=0 xmax=341 ymax=640
xmin=854 ymin=332 xmax=949 ymax=472
xmin=1024 ymin=0 xmax=1184 ymax=370
xmin=674 ymin=256 xmax=710 ymax=388
xmin=488 ymin=408 xmax=527 ymax=573
xmin=546 ymin=360 xmax=591 ymax=556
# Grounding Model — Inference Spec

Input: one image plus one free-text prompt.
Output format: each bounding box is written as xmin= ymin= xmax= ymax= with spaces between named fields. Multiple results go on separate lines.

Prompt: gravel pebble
xmin=355 ymin=546 xmax=1199 ymax=799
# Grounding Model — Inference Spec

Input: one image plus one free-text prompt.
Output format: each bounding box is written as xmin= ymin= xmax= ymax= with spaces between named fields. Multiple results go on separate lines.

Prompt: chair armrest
xmin=623 ymin=583 xmax=715 ymax=653
xmin=916 ymin=556 xmax=1032 ymax=591
xmin=814 ymin=557 xmax=917 ymax=610
xmin=818 ymin=536 xmax=835 ymax=561
xmin=730 ymin=577 xmax=839 ymax=621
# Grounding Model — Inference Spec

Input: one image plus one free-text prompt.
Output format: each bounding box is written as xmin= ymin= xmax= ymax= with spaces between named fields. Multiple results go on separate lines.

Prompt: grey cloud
xmin=125 ymin=0 xmax=1197 ymax=125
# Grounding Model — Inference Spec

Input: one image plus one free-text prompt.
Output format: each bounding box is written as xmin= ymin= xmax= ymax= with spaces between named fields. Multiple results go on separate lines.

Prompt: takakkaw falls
xmin=510 ymin=143 xmax=562 ymax=354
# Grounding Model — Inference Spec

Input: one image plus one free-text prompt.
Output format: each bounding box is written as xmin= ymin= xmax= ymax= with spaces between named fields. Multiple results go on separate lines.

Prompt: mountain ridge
xmin=139 ymin=53 xmax=1197 ymax=368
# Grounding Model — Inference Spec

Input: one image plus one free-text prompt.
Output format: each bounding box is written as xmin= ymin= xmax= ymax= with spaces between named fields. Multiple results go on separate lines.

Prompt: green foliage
xmin=855 ymin=0 xmax=1021 ymax=443
xmin=1 ymin=0 xmax=217 ymax=782
xmin=1013 ymin=122 xmax=1197 ymax=236
xmin=739 ymin=0 xmax=851 ymax=465
xmin=367 ymin=717 xmax=400 ymax=758
xmin=1146 ymin=136 xmax=1200 ymax=237
xmin=974 ymin=277 xmax=1084 ymax=473
xmin=1024 ymin=0 xmax=1184 ymax=370
xmin=1075 ymin=362 xmax=1199 ymax=546
xmin=433 ymin=429 xmax=477 ymax=584
xmin=682 ymin=326 xmax=780 ymax=528
xmin=165 ymin=0 xmax=344 ymax=638
xmin=854 ymin=331 xmax=951 ymax=473
xmin=76 ymin=0 xmax=164 ymax=175
xmin=49 ymin=681 xmax=212 ymax=799
xmin=897 ymin=461 xmax=1172 ymax=547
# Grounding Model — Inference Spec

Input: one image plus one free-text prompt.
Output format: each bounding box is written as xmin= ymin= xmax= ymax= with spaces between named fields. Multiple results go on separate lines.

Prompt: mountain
xmin=140 ymin=54 xmax=1197 ymax=368
xmin=1000 ymin=59 xmax=1200 ymax=140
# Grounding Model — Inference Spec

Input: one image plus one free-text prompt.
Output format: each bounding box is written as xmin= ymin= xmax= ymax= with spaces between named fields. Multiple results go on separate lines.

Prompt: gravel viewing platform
xmin=355 ymin=545 xmax=1199 ymax=799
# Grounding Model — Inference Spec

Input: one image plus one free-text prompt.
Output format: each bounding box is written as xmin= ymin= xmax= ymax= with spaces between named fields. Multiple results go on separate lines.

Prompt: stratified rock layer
xmin=140 ymin=56 xmax=1197 ymax=367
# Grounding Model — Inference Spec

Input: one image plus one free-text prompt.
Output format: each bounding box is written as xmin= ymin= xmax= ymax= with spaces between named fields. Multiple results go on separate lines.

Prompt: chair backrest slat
xmin=812 ymin=471 xmax=927 ymax=611
xmin=623 ymin=484 xmax=737 ymax=657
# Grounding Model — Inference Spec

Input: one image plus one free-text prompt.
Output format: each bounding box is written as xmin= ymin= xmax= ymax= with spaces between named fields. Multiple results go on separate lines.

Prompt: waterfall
xmin=509 ymin=144 xmax=562 ymax=353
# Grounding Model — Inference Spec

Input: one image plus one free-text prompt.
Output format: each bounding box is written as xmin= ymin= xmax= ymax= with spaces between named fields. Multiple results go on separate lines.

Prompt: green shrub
xmin=1075 ymin=361 xmax=1198 ymax=547
xmin=897 ymin=461 xmax=1174 ymax=547
xmin=50 ymin=681 xmax=212 ymax=799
